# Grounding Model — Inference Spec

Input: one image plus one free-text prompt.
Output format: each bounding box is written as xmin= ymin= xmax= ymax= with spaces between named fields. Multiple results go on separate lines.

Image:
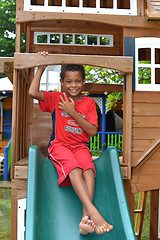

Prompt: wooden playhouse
xmin=1 ymin=0 xmax=160 ymax=239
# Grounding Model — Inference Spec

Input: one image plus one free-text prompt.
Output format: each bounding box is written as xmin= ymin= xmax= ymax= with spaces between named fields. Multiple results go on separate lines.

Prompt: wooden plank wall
xmin=132 ymin=91 xmax=160 ymax=165
xmin=131 ymin=91 xmax=160 ymax=193
xmin=32 ymin=103 xmax=52 ymax=156
xmin=30 ymin=21 xmax=123 ymax=56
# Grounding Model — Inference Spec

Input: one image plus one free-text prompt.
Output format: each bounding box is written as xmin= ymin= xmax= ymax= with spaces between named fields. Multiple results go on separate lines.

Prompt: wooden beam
xmin=0 ymin=57 xmax=14 ymax=73
xmin=124 ymin=27 xmax=160 ymax=38
xmin=4 ymin=62 xmax=14 ymax=83
xmin=131 ymin=175 xmax=160 ymax=193
xmin=16 ymin=11 xmax=160 ymax=29
xmin=83 ymin=83 xmax=123 ymax=94
xmin=14 ymin=53 xmax=133 ymax=73
xmin=62 ymin=83 xmax=123 ymax=94
xmin=30 ymin=21 xmax=121 ymax=34
xmin=30 ymin=44 xmax=122 ymax=56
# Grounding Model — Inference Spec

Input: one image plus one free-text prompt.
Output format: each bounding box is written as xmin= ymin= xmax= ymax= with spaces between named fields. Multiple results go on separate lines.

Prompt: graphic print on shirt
xmin=61 ymin=110 xmax=86 ymax=135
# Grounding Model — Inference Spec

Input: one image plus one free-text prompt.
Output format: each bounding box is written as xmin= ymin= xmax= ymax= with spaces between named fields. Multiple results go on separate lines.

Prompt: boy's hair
xmin=60 ymin=64 xmax=85 ymax=80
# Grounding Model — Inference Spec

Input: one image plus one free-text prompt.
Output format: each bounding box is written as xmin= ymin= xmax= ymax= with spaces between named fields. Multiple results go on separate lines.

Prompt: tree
xmin=84 ymin=65 xmax=123 ymax=111
xmin=0 ymin=0 xmax=26 ymax=78
xmin=138 ymin=61 xmax=151 ymax=84
xmin=0 ymin=0 xmax=16 ymax=57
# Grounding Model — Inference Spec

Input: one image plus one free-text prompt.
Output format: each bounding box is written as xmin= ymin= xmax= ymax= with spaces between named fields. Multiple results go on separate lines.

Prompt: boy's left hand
xmin=59 ymin=92 xmax=75 ymax=115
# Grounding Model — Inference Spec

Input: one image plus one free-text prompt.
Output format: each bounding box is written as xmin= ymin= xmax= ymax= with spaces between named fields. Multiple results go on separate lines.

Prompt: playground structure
xmin=0 ymin=0 xmax=160 ymax=239
xmin=0 ymin=82 xmax=12 ymax=180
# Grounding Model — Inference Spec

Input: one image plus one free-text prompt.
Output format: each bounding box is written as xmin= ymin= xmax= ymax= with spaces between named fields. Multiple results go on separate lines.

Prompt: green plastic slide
xmin=25 ymin=146 xmax=136 ymax=240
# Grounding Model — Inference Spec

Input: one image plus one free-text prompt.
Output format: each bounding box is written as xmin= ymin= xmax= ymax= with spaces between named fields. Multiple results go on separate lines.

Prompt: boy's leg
xmin=79 ymin=169 xmax=95 ymax=234
xmin=82 ymin=169 xmax=95 ymax=217
xmin=69 ymin=168 xmax=113 ymax=234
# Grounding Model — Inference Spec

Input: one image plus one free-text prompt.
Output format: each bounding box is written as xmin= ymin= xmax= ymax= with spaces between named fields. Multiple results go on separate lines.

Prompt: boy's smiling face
xmin=60 ymin=71 xmax=85 ymax=101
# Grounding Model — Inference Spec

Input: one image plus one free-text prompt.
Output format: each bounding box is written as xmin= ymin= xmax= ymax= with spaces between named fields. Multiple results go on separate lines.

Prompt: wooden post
xmin=124 ymin=73 xmax=133 ymax=179
xmin=137 ymin=0 xmax=144 ymax=16
xmin=124 ymin=179 xmax=135 ymax=224
xmin=150 ymin=189 xmax=159 ymax=240
xmin=11 ymin=70 xmax=18 ymax=179
xmin=11 ymin=188 xmax=18 ymax=240
xmin=26 ymin=23 xmax=31 ymax=53
xmin=15 ymin=23 xmax=21 ymax=53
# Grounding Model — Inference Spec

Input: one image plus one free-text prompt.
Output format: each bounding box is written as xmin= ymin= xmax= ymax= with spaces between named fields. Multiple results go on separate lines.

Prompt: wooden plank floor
xmin=0 ymin=181 xmax=11 ymax=188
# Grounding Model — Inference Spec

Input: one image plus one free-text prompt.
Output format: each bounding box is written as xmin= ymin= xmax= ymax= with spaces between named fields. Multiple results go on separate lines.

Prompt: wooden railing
xmin=132 ymin=137 xmax=160 ymax=168
xmin=90 ymin=131 xmax=123 ymax=156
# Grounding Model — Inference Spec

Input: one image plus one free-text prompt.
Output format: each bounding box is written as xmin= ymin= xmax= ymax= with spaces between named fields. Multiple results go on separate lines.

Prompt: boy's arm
xmin=59 ymin=93 xmax=97 ymax=137
xmin=28 ymin=66 xmax=46 ymax=102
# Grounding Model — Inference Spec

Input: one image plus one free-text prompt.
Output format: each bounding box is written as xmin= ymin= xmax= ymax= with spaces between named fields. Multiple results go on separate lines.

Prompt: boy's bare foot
xmin=89 ymin=208 xmax=113 ymax=234
xmin=79 ymin=216 xmax=95 ymax=235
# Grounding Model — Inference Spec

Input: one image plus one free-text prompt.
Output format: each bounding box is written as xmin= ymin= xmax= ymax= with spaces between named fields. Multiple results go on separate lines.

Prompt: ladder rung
xmin=134 ymin=209 xmax=143 ymax=213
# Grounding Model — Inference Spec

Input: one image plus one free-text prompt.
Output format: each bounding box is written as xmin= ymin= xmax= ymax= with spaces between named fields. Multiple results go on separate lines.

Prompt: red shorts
xmin=48 ymin=143 xmax=96 ymax=186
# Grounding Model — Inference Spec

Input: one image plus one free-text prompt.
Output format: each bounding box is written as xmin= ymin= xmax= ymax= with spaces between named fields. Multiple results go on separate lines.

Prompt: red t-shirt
xmin=39 ymin=91 xmax=98 ymax=147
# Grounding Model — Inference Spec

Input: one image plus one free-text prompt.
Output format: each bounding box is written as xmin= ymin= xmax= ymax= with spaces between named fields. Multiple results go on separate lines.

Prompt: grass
xmin=0 ymin=188 xmax=11 ymax=240
xmin=134 ymin=192 xmax=150 ymax=240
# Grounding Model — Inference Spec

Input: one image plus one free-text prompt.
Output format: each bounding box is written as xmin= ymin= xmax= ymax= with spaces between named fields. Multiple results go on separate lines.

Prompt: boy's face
xmin=60 ymin=71 xmax=85 ymax=100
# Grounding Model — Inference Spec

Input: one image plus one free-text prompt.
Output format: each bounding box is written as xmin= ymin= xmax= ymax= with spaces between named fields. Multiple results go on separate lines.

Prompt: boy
xmin=29 ymin=52 xmax=113 ymax=235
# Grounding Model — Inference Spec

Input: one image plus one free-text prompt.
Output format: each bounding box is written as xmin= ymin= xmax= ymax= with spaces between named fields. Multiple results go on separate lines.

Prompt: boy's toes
xmin=95 ymin=224 xmax=113 ymax=234
xmin=79 ymin=216 xmax=95 ymax=235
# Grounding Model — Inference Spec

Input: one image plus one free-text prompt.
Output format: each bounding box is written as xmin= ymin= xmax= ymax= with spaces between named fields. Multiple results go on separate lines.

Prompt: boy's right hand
xmin=38 ymin=51 xmax=48 ymax=56
xmin=38 ymin=51 xmax=49 ymax=70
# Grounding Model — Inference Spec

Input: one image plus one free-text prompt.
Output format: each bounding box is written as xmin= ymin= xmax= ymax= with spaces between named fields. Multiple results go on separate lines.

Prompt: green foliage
xmin=138 ymin=61 xmax=151 ymax=84
xmin=75 ymin=34 xmax=85 ymax=44
xmin=106 ymin=92 xmax=123 ymax=111
xmin=134 ymin=192 xmax=150 ymax=239
xmin=84 ymin=65 xmax=123 ymax=84
xmin=37 ymin=34 xmax=48 ymax=44
xmin=0 ymin=0 xmax=26 ymax=58
xmin=0 ymin=0 xmax=16 ymax=57
xmin=84 ymin=65 xmax=123 ymax=111
xmin=138 ymin=67 xmax=151 ymax=84
xmin=63 ymin=34 xmax=73 ymax=44
xmin=50 ymin=34 xmax=60 ymax=44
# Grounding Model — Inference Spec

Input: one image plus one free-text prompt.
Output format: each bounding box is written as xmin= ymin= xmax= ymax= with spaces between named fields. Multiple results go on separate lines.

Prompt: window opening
xmin=48 ymin=0 xmax=62 ymax=6
xmin=135 ymin=38 xmax=160 ymax=91
xmin=117 ymin=0 xmax=130 ymax=9
xmin=155 ymin=48 xmax=160 ymax=64
xmin=50 ymin=34 xmax=60 ymax=44
xmin=100 ymin=0 xmax=113 ymax=8
xmin=155 ymin=68 xmax=160 ymax=84
xmin=25 ymin=0 xmax=137 ymax=15
xmin=63 ymin=34 xmax=73 ymax=44
xmin=34 ymin=32 xmax=114 ymax=47
xmin=37 ymin=34 xmax=47 ymax=44
xmin=138 ymin=48 xmax=151 ymax=64
xmin=83 ymin=0 xmax=96 ymax=8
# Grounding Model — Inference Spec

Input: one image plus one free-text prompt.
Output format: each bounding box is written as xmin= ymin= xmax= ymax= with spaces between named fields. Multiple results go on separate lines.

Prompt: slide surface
xmin=25 ymin=146 xmax=136 ymax=240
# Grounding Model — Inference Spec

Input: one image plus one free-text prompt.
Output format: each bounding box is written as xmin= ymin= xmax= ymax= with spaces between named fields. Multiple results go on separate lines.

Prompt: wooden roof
xmin=146 ymin=0 xmax=160 ymax=20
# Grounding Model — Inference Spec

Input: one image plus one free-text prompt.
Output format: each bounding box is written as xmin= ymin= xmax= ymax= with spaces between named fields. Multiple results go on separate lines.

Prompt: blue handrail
xmin=4 ymin=138 xmax=11 ymax=181
xmin=90 ymin=132 xmax=123 ymax=154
